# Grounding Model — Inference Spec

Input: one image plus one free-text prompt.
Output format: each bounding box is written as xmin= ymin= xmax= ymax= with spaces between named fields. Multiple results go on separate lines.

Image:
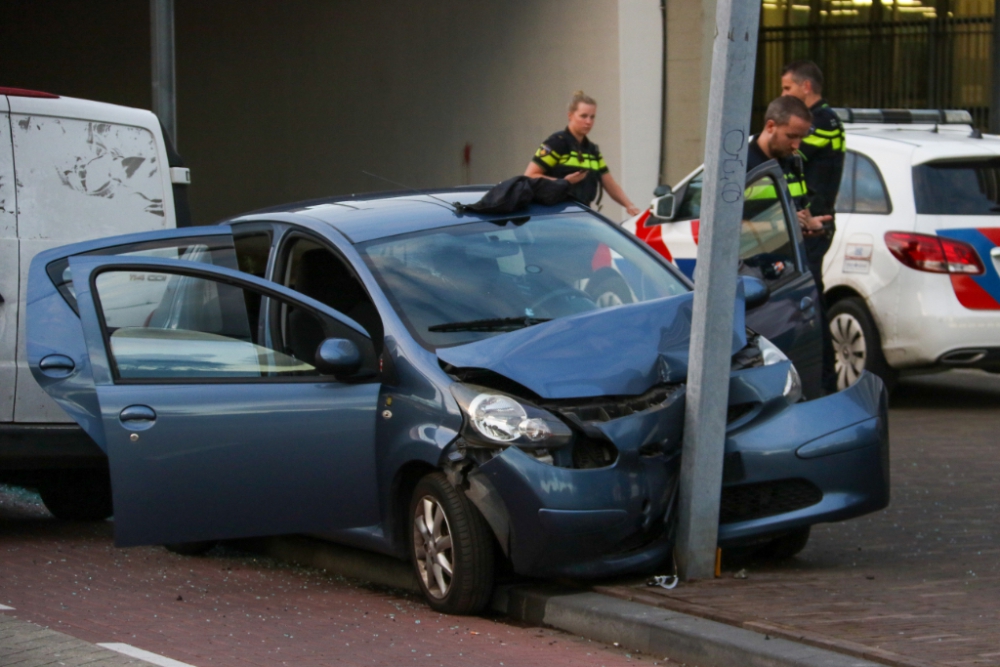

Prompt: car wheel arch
xmin=390 ymin=461 xmax=438 ymax=555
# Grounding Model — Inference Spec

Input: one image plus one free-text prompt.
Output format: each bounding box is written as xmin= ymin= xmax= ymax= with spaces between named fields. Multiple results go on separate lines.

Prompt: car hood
xmin=437 ymin=289 xmax=747 ymax=399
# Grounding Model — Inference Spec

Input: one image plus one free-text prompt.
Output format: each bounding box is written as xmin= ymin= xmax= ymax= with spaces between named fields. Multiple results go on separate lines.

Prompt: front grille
xmin=719 ymin=479 xmax=822 ymax=525
xmin=545 ymin=383 xmax=682 ymax=423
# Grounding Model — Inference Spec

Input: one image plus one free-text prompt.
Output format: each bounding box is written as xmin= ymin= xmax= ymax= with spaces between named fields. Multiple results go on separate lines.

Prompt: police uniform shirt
xmin=532 ymin=129 xmax=609 ymax=204
xmin=746 ymin=135 xmax=808 ymax=210
xmin=799 ymin=99 xmax=846 ymax=219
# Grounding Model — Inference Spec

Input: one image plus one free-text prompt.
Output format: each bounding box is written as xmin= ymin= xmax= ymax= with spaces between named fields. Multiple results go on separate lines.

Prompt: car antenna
xmin=361 ymin=170 xmax=463 ymax=212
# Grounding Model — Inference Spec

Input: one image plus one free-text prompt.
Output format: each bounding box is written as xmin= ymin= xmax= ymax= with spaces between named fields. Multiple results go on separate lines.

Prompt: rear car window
xmin=47 ymin=239 xmax=238 ymax=314
xmin=913 ymin=158 xmax=1000 ymax=215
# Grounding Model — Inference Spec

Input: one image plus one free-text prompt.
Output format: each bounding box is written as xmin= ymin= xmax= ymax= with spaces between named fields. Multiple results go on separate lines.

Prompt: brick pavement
xmin=0 ymin=613 xmax=161 ymax=667
xmin=0 ymin=488 xmax=663 ymax=667
xmin=599 ymin=370 xmax=1000 ymax=667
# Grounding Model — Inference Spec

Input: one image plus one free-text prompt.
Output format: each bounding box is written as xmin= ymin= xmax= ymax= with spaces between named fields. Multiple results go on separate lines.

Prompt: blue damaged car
xmin=26 ymin=181 xmax=889 ymax=614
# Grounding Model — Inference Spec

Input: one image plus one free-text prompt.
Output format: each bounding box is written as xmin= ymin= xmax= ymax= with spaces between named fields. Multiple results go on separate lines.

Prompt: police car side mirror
xmin=650 ymin=193 xmax=677 ymax=221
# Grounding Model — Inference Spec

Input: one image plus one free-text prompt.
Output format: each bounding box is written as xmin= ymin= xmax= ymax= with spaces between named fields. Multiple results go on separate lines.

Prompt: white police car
xmin=625 ymin=109 xmax=1000 ymax=392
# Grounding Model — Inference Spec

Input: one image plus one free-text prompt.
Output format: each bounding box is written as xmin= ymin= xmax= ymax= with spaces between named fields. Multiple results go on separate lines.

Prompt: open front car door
xmin=36 ymin=254 xmax=381 ymax=547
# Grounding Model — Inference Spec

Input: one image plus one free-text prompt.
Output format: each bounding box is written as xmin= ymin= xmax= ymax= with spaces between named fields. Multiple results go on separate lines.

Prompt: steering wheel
xmin=528 ymin=287 xmax=595 ymax=313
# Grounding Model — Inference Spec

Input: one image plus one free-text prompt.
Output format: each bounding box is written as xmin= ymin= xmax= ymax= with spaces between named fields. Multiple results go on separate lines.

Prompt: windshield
xmin=359 ymin=214 xmax=688 ymax=349
xmin=913 ymin=159 xmax=1000 ymax=215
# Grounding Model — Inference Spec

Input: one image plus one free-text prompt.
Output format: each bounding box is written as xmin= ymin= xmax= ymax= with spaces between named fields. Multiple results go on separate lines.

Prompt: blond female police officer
xmin=525 ymin=91 xmax=640 ymax=217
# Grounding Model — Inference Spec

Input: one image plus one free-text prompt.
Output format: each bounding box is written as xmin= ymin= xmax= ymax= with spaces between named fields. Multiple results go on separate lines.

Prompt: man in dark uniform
xmin=748 ymin=95 xmax=837 ymax=394
xmin=746 ymin=95 xmax=829 ymax=236
xmin=782 ymin=61 xmax=846 ymax=394
xmin=781 ymin=60 xmax=846 ymax=290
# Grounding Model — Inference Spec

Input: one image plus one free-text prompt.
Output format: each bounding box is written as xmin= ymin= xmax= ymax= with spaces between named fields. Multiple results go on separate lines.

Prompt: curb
xmin=244 ymin=535 xmax=885 ymax=667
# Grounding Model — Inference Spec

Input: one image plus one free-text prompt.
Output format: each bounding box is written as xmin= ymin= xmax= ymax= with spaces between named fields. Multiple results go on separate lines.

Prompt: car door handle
xmin=120 ymin=405 xmax=157 ymax=423
xmin=39 ymin=354 xmax=76 ymax=377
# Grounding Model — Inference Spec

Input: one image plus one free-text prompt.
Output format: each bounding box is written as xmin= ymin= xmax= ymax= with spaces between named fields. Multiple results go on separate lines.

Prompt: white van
xmin=0 ymin=87 xmax=190 ymax=519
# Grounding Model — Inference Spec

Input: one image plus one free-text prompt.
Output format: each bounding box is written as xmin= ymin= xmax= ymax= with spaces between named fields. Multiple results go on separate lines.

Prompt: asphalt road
xmin=0 ymin=487 xmax=658 ymax=667
xmin=2 ymin=369 xmax=997 ymax=667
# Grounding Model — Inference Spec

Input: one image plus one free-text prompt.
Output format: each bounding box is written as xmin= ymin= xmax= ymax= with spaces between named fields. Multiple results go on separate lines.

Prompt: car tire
xmin=163 ymin=541 xmax=217 ymax=556
xmin=828 ymin=297 xmax=898 ymax=393
xmin=409 ymin=472 xmax=494 ymax=615
xmin=38 ymin=469 xmax=113 ymax=522
xmin=586 ymin=269 xmax=634 ymax=308
xmin=758 ymin=526 xmax=811 ymax=560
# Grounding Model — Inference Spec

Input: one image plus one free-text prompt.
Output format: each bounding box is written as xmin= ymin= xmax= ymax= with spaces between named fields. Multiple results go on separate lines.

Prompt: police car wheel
xmin=586 ymin=270 xmax=633 ymax=308
xmin=828 ymin=297 xmax=897 ymax=393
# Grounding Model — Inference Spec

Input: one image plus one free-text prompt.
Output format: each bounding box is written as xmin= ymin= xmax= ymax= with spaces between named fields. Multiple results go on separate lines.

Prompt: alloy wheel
xmin=412 ymin=495 xmax=455 ymax=599
xmin=830 ymin=312 xmax=867 ymax=390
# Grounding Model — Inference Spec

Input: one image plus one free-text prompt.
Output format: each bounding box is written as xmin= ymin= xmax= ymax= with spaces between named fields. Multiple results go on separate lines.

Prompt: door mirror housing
xmin=314 ymin=338 xmax=362 ymax=377
xmin=651 ymin=193 xmax=677 ymax=221
xmin=741 ymin=276 xmax=770 ymax=310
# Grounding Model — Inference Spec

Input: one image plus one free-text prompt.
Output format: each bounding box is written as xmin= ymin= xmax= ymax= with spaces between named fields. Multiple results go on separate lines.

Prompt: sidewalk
xmin=0 ymin=614 xmax=161 ymax=667
xmin=594 ymin=371 xmax=1000 ymax=667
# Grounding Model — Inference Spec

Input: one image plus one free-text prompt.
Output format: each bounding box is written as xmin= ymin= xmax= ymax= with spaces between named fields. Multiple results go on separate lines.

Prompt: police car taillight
xmin=885 ymin=231 xmax=984 ymax=274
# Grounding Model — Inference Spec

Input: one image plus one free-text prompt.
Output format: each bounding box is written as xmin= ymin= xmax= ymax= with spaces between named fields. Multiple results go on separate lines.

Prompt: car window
xmin=279 ymin=236 xmax=383 ymax=347
xmin=48 ymin=238 xmax=238 ymax=314
xmin=853 ymin=153 xmax=891 ymax=214
xmin=835 ymin=151 xmax=856 ymax=213
xmin=675 ymin=172 xmax=703 ymax=220
xmin=359 ymin=214 xmax=689 ymax=350
xmin=913 ymin=158 xmax=1000 ymax=215
xmin=92 ymin=268 xmax=357 ymax=381
xmin=739 ymin=175 xmax=798 ymax=284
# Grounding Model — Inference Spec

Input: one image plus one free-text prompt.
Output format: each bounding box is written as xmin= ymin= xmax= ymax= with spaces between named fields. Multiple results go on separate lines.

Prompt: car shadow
xmin=890 ymin=369 xmax=1000 ymax=410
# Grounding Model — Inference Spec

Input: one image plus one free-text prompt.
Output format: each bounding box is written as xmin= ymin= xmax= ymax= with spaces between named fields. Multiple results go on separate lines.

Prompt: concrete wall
xmin=664 ymin=0 xmax=716 ymax=185
xmin=1 ymin=1 xmax=666 ymax=224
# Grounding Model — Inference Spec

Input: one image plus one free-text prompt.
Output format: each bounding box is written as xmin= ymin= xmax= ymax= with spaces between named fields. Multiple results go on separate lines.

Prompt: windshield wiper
xmin=428 ymin=316 xmax=551 ymax=333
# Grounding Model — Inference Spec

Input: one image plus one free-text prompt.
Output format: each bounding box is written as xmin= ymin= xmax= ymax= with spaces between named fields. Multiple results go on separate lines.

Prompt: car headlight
xmin=757 ymin=336 xmax=803 ymax=403
xmin=450 ymin=384 xmax=573 ymax=450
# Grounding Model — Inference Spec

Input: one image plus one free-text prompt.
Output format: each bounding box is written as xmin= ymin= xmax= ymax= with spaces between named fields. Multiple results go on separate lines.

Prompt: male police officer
xmin=780 ymin=60 xmax=845 ymax=290
xmin=748 ymin=96 xmax=836 ymax=393
xmin=781 ymin=61 xmax=845 ymax=393
xmin=746 ymin=96 xmax=830 ymax=237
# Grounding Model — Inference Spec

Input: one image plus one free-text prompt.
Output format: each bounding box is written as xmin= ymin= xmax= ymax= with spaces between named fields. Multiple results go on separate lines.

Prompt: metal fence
xmin=754 ymin=17 xmax=994 ymax=131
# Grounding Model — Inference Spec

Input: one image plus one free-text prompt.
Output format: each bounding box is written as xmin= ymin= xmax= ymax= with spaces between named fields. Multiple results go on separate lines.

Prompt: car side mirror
xmin=650 ymin=193 xmax=677 ymax=221
xmin=740 ymin=276 xmax=770 ymax=310
xmin=314 ymin=338 xmax=362 ymax=377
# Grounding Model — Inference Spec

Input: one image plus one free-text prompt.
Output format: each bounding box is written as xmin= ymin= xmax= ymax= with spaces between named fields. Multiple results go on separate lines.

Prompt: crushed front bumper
xmin=470 ymin=366 xmax=888 ymax=579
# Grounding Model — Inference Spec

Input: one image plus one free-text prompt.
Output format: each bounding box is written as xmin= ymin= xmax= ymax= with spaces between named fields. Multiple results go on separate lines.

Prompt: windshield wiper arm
xmin=428 ymin=316 xmax=551 ymax=333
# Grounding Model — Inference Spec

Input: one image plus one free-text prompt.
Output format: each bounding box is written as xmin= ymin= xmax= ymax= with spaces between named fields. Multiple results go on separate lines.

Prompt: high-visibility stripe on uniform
xmin=744 ymin=174 xmax=807 ymax=201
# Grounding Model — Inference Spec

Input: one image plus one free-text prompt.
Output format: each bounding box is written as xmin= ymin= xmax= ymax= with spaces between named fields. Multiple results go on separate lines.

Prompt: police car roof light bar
xmin=833 ymin=108 xmax=973 ymax=125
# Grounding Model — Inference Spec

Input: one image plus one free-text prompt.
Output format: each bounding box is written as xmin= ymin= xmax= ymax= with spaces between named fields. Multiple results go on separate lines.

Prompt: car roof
xmin=227 ymin=187 xmax=593 ymax=243
xmin=845 ymin=124 xmax=1000 ymax=164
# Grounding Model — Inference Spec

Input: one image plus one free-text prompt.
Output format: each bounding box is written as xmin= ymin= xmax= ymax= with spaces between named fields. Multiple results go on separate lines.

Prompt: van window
xmin=12 ymin=116 xmax=169 ymax=240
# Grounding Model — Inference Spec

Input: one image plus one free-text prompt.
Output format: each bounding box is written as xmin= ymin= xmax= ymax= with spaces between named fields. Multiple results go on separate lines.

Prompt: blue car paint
xmin=438 ymin=289 xmax=746 ymax=399
xmin=27 ymin=226 xmax=235 ymax=451
xmin=65 ymin=255 xmax=381 ymax=547
xmin=25 ymin=192 xmax=890 ymax=581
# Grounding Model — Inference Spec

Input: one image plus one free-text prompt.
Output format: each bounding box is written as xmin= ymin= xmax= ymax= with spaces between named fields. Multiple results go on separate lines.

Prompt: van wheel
xmin=38 ymin=469 xmax=113 ymax=521
xmin=163 ymin=541 xmax=217 ymax=556
xmin=758 ymin=526 xmax=811 ymax=560
xmin=828 ymin=298 xmax=897 ymax=393
xmin=586 ymin=269 xmax=633 ymax=308
xmin=409 ymin=472 xmax=494 ymax=615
